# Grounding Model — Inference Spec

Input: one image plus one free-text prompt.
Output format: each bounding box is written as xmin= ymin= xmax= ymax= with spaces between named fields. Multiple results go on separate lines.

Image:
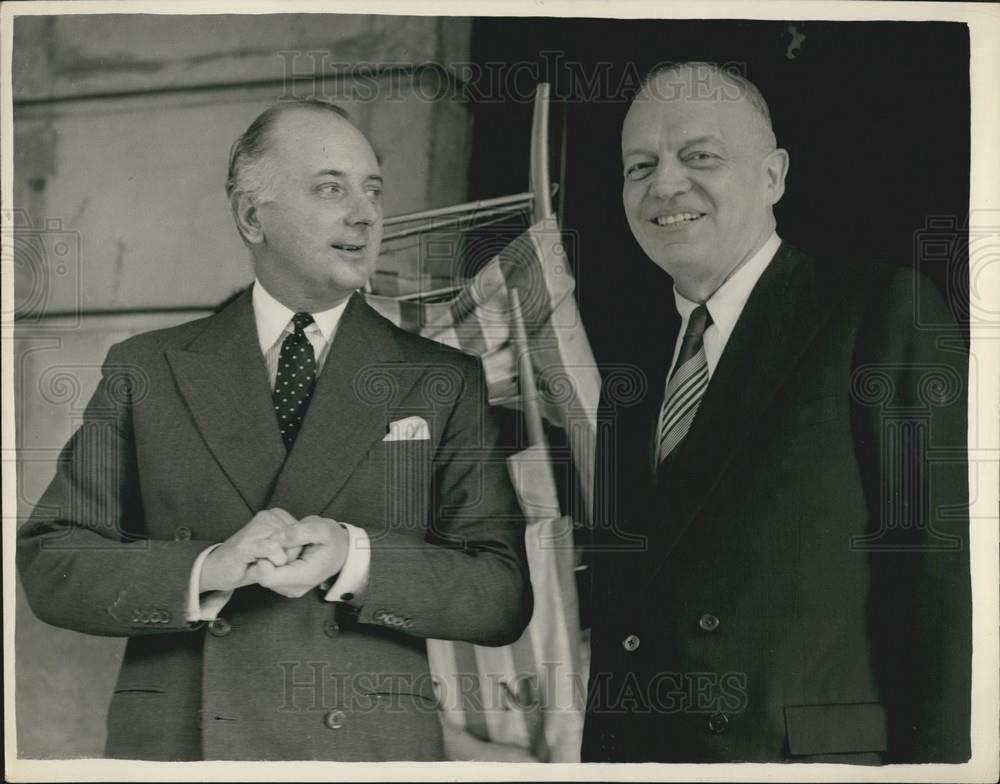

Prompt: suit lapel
xmin=638 ymin=310 xmax=679 ymax=491
xmin=268 ymin=294 xmax=424 ymax=518
xmin=644 ymin=244 xmax=842 ymax=572
xmin=165 ymin=291 xmax=287 ymax=513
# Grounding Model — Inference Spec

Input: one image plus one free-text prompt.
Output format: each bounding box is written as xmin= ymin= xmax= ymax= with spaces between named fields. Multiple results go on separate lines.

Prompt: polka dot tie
xmin=274 ymin=312 xmax=316 ymax=450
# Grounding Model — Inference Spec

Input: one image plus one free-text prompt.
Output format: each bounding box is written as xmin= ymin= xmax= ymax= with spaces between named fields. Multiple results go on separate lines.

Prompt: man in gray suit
xmin=18 ymin=98 xmax=532 ymax=761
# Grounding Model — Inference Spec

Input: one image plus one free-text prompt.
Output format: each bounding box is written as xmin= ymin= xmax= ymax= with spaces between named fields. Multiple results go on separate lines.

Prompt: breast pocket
xmin=346 ymin=440 xmax=433 ymax=535
xmin=385 ymin=439 xmax=432 ymax=526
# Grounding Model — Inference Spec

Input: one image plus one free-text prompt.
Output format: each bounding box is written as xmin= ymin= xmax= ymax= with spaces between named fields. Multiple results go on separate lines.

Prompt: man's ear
xmin=762 ymin=147 xmax=790 ymax=207
xmin=231 ymin=191 xmax=265 ymax=245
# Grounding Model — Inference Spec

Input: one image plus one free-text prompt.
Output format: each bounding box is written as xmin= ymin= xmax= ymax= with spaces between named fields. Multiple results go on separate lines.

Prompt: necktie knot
xmin=291 ymin=312 xmax=314 ymax=334
xmin=684 ymin=304 xmax=712 ymax=339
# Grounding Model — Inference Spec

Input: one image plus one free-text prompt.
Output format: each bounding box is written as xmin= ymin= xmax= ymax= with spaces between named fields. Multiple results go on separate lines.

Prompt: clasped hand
xmin=199 ymin=508 xmax=349 ymax=598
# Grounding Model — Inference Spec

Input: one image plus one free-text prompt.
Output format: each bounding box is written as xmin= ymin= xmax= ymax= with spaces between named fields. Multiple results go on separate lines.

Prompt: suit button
xmin=323 ymin=619 xmax=339 ymax=637
xmin=708 ymin=712 xmax=729 ymax=733
xmin=208 ymin=618 xmax=231 ymax=637
xmin=173 ymin=526 xmax=192 ymax=541
xmin=621 ymin=634 xmax=640 ymax=652
xmin=324 ymin=710 xmax=347 ymax=730
xmin=698 ymin=613 xmax=720 ymax=632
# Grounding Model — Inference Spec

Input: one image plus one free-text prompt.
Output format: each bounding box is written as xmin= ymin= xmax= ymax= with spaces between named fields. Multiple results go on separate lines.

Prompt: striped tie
xmin=657 ymin=304 xmax=712 ymax=465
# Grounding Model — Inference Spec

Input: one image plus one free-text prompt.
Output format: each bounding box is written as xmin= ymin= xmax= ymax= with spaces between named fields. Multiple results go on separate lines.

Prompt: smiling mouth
xmin=651 ymin=212 xmax=705 ymax=227
xmin=331 ymin=243 xmax=366 ymax=253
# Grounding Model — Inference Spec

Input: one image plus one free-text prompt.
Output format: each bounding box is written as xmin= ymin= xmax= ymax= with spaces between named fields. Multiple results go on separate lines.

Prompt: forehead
xmin=623 ymin=74 xmax=758 ymax=151
xmin=268 ymin=109 xmax=380 ymax=173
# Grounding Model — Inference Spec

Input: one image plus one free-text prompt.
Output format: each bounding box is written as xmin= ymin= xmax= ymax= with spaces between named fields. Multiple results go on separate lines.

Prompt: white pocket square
xmin=383 ymin=416 xmax=430 ymax=442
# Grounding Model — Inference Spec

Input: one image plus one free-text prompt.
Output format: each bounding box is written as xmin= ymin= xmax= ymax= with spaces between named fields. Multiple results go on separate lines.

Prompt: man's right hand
xmin=199 ymin=508 xmax=298 ymax=593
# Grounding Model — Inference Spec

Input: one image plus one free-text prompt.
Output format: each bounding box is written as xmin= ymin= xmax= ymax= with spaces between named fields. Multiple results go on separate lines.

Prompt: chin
xmin=325 ymin=276 xmax=367 ymax=296
xmin=645 ymin=250 xmax=705 ymax=278
xmin=330 ymin=262 xmax=374 ymax=288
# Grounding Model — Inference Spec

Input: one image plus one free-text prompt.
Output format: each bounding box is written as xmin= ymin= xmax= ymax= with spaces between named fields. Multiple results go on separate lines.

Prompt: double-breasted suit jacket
xmin=582 ymin=243 xmax=971 ymax=763
xmin=18 ymin=291 xmax=532 ymax=760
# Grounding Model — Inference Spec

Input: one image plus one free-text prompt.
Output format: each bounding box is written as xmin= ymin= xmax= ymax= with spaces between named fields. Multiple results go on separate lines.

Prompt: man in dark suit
xmin=18 ymin=99 xmax=532 ymax=761
xmin=582 ymin=62 xmax=971 ymax=763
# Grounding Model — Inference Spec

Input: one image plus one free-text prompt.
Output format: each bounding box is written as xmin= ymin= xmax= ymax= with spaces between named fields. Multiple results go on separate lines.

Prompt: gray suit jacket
xmin=18 ymin=290 xmax=532 ymax=760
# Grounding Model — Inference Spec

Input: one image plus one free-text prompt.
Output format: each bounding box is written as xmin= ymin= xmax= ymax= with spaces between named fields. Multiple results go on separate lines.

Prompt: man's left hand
xmin=250 ymin=516 xmax=349 ymax=598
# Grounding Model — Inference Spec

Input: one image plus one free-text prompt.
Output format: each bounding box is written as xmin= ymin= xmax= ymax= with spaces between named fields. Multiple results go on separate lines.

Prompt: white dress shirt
xmin=666 ymin=232 xmax=782 ymax=381
xmin=186 ymin=281 xmax=371 ymax=621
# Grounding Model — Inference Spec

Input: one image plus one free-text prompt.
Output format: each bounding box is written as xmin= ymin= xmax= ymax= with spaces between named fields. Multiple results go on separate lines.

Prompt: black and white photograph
xmin=2 ymin=0 xmax=998 ymax=780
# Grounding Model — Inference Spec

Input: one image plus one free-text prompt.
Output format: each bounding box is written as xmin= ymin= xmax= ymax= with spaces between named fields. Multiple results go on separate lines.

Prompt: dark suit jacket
xmin=582 ymin=243 xmax=971 ymax=763
xmin=17 ymin=291 xmax=532 ymax=761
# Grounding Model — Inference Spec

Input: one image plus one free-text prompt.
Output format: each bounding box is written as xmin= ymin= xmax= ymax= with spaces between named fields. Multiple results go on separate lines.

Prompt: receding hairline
xmin=631 ymin=61 xmax=777 ymax=151
xmin=264 ymin=103 xmax=376 ymax=156
xmin=226 ymin=99 xmax=381 ymax=199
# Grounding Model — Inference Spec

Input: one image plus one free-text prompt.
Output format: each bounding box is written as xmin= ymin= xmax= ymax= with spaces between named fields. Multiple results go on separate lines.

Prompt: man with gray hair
xmin=18 ymin=98 xmax=532 ymax=761
xmin=582 ymin=62 xmax=970 ymax=763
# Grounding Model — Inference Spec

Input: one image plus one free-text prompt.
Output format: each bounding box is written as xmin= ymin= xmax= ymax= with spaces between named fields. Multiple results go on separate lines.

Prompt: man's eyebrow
xmin=680 ymin=135 xmax=726 ymax=149
xmin=623 ymin=135 xmax=727 ymax=160
xmin=313 ymin=169 xmax=383 ymax=182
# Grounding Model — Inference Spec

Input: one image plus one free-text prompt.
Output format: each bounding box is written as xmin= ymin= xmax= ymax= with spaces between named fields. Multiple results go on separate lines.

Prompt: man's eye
xmin=624 ymin=162 xmax=654 ymax=181
xmin=366 ymin=186 xmax=383 ymax=199
xmin=317 ymin=183 xmax=343 ymax=195
xmin=686 ymin=152 xmax=720 ymax=165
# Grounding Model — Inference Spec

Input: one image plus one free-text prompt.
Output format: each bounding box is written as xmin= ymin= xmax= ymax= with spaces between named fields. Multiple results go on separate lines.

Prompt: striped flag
xmin=365 ymin=217 xmax=599 ymax=762
xmin=366 ymin=217 xmax=600 ymax=524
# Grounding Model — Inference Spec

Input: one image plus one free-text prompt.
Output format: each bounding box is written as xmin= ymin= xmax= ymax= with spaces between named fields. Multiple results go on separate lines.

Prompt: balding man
xmin=18 ymin=99 xmax=531 ymax=761
xmin=582 ymin=63 xmax=970 ymax=763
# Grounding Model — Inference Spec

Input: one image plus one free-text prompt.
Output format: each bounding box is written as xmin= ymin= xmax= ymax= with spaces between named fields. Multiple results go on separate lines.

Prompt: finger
xmin=256 ymin=558 xmax=311 ymax=598
xmin=267 ymin=508 xmax=300 ymax=528
xmin=252 ymin=557 xmax=278 ymax=586
xmin=272 ymin=518 xmax=337 ymax=549
xmin=250 ymin=508 xmax=298 ymax=536
xmin=301 ymin=515 xmax=338 ymax=526
xmin=265 ymin=515 xmax=326 ymax=544
xmin=249 ymin=509 xmax=289 ymax=535
xmin=240 ymin=561 xmax=262 ymax=588
xmin=270 ymin=554 xmax=310 ymax=577
xmin=255 ymin=539 xmax=290 ymax=568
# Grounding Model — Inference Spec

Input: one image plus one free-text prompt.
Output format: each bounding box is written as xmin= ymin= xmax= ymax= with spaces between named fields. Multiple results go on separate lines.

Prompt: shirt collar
xmin=252 ymin=280 xmax=350 ymax=354
xmin=673 ymin=232 xmax=782 ymax=344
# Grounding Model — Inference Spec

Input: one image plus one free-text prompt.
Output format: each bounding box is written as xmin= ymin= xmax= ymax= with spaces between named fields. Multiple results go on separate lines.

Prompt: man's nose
xmin=649 ymin=160 xmax=691 ymax=199
xmin=346 ymin=192 xmax=380 ymax=226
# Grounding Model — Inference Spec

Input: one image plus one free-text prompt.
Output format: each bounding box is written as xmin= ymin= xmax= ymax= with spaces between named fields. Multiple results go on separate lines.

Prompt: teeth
xmin=654 ymin=213 xmax=701 ymax=227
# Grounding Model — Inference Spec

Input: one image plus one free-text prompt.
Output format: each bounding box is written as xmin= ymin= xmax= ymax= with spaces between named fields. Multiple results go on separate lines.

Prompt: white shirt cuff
xmin=322 ymin=523 xmax=370 ymax=605
xmin=186 ymin=543 xmax=234 ymax=622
